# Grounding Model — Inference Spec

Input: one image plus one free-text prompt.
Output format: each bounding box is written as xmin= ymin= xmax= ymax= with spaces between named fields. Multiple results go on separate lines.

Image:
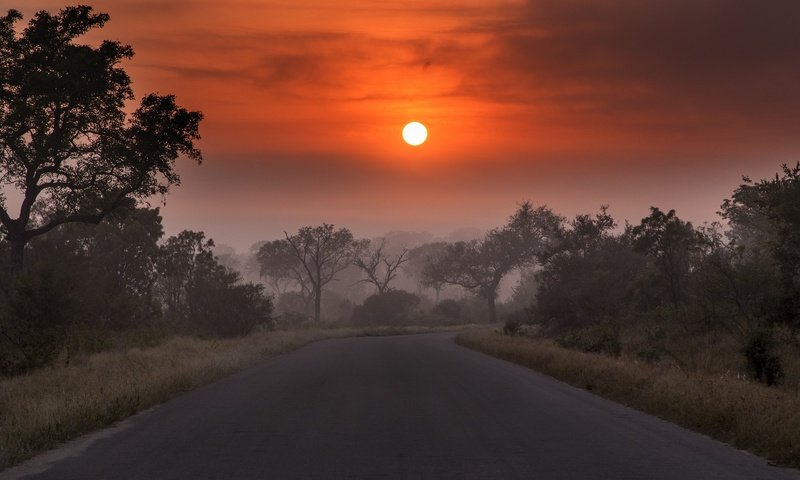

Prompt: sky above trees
xmin=8 ymin=1 xmax=800 ymax=248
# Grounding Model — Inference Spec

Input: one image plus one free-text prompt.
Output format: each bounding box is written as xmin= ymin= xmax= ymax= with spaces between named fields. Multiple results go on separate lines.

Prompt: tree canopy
xmin=0 ymin=6 xmax=202 ymax=273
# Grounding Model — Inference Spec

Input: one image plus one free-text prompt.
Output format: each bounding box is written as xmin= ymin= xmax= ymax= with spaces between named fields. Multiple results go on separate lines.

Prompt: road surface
xmin=4 ymin=332 xmax=798 ymax=479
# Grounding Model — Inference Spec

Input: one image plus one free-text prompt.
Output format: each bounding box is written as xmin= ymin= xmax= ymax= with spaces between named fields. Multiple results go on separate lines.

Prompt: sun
xmin=402 ymin=122 xmax=428 ymax=146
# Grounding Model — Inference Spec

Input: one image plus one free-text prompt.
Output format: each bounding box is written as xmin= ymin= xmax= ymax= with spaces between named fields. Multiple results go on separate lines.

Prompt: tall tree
xmin=721 ymin=163 xmax=800 ymax=326
xmin=424 ymin=203 xmax=562 ymax=322
xmin=629 ymin=207 xmax=700 ymax=307
xmin=354 ymin=239 xmax=409 ymax=294
xmin=0 ymin=6 xmax=202 ymax=274
xmin=284 ymin=224 xmax=366 ymax=323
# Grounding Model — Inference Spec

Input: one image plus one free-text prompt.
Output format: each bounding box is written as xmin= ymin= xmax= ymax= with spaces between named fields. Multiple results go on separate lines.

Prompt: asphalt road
xmin=4 ymin=332 xmax=799 ymax=480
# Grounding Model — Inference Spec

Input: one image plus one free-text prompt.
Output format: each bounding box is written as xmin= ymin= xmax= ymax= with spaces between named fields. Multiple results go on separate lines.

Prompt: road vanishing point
xmin=4 ymin=332 xmax=799 ymax=480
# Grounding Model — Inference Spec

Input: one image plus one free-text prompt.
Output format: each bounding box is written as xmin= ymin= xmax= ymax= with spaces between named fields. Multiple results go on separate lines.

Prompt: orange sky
xmin=11 ymin=1 xmax=800 ymax=248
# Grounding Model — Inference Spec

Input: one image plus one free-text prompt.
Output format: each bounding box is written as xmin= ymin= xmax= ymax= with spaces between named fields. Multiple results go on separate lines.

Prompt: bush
xmin=555 ymin=323 xmax=622 ymax=357
xmin=0 ymin=270 xmax=76 ymax=375
xmin=502 ymin=311 xmax=531 ymax=336
xmin=503 ymin=319 xmax=522 ymax=336
xmin=352 ymin=290 xmax=420 ymax=326
xmin=432 ymin=299 xmax=462 ymax=319
xmin=743 ymin=328 xmax=784 ymax=386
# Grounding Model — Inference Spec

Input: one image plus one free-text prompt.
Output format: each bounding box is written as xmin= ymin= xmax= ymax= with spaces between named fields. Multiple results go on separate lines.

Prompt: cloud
xmin=447 ymin=0 xmax=800 ymax=126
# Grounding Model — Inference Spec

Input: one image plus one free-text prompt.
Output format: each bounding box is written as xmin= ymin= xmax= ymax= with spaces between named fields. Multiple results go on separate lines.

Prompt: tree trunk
xmin=9 ymin=236 xmax=26 ymax=278
xmin=487 ymin=295 xmax=497 ymax=324
xmin=314 ymin=285 xmax=322 ymax=323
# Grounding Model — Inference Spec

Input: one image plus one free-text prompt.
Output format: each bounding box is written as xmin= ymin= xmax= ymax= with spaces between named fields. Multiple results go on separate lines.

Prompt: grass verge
xmin=0 ymin=325 xmax=464 ymax=470
xmin=455 ymin=329 xmax=800 ymax=468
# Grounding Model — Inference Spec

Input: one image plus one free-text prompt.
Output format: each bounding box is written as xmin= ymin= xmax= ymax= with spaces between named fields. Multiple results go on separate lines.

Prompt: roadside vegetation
xmin=453 ymin=164 xmax=800 ymax=467
xmin=456 ymin=329 xmax=800 ymax=467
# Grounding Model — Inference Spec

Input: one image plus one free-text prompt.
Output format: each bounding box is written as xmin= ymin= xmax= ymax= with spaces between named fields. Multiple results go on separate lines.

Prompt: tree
xmin=157 ymin=231 xmax=214 ymax=323
xmin=354 ymin=239 xmax=409 ymax=294
xmin=256 ymin=239 xmax=311 ymax=300
xmin=406 ymin=241 xmax=448 ymax=301
xmin=532 ymin=208 xmax=647 ymax=332
xmin=284 ymin=224 xmax=366 ymax=323
xmin=28 ymin=198 xmax=163 ymax=328
xmin=157 ymin=230 xmax=272 ymax=336
xmin=424 ymin=203 xmax=562 ymax=322
xmin=721 ymin=163 xmax=800 ymax=326
xmin=0 ymin=7 xmax=202 ymax=274
xmin=629 ymin=207 xmax=700 ymax=307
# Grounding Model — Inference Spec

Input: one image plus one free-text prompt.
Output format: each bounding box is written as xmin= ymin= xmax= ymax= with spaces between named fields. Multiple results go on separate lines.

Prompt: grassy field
xmin=455 ymin=329 xmax=800 ymax=468
xmin=0 ymin=325 xmax=464 ymax=470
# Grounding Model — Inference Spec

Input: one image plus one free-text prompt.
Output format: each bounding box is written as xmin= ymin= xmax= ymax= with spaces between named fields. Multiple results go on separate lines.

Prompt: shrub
xmin=743 ymin=328 xmax=784 ymax=386
xmin=352 ymin=290 xmax=420 ymax=326
xmin=0 ymin=269 xmax=76 ymax=375
xmin=555 ymin=323 xmax=622 ymax=357
xmin=503 ymin=319 xmax=522 ymax=336
xmin=432 ymin=299 xmax=462 ymax=319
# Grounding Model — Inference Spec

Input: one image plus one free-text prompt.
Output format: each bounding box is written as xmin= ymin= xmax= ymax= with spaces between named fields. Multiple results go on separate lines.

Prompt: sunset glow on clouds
xmin=11 ymin=1 xmax=800 ymax=247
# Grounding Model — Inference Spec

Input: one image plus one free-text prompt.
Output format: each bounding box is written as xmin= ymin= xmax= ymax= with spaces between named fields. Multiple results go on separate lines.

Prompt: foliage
xmin=28 ymin=200 xmax=163 ymax=330
xmin=628 ymin=207 xmax=701 ymax=307
xmin=721 ymin=163 xmax=800 ymax=326
xmin=554 ymin=323 xmax=622 ymax=357
xmin=743 ymin=328 xmax=784 ymax=386
xmin=352 ymin=290 xmax=421 ymax=326
xmin=0 ymin=268 xmax=76 ymax=374
xmin=503 ymin=318 xmax=523 ymax=336
xmin=432 ymin=299 xmax=462 ymax=319
xmin=531 ymin=208 xmax=647 ymax=332
xmin=0 ymin=6 xmax=202 ymax=272
xmin=256 ymin=239 xmax=309 ymax=298
xmin=406 ymin=241 xmax=448 ymax=300
xmin=424 ymin=202 xmax=562 ymax=322
xmin=157 ymin=230 xmax=272 ymax=337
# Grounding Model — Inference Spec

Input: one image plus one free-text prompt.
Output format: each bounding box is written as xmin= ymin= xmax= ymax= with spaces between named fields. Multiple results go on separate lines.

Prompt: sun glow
xmin=402 ymin=122 xmax=428 ymax=146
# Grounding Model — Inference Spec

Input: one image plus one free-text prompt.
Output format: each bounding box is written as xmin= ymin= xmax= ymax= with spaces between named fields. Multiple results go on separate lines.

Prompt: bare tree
xmin=284 ymin=224 xmax=366 ymax=323
xmin=354 ymin=239 xmax=409 ymax=294
xmin=0 ymin=7 xmax=202 ymax=274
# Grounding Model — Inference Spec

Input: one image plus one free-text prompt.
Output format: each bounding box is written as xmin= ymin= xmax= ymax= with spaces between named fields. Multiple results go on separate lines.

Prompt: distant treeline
xmin=2 ymin=164 xmax=799 ymax=382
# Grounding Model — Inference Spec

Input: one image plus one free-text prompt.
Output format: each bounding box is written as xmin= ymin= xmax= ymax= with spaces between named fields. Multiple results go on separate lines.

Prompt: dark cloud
xmin=447 ymin=0 xmax=800 ymax=127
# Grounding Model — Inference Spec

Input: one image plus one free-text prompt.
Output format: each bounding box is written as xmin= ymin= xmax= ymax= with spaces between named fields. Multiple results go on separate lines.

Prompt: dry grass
xmin=456 ymin=329 xmax=800 ymax=468
xmin=0 ymin=325 xmax=464 ymax=470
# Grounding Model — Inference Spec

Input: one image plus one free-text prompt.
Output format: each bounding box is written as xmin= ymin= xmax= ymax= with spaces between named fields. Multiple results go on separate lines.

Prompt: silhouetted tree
xmin=157 ymin=230 xmax=271 ymax=336
xmin=29 ymin=199 xmax=163 ymax=329
xmin=721 ymin=163 xmax=800 ymax=326
xmin=0 ymin=7 xmax=202 ymax=275
xmin=532 ymin=208 xmax=647 ymax=332
xmin=629 ymin=208 xmax=700 ymax=307
xmin=406 ymin=242 xmax=448 ymax=301
xmin=424 ymin=203 xmax=562 ymax=322
xmin=284 ymin=224 xmax=366 ymax=323
xmin=256 ymin=239 xmax=311 ymax=301
xmin=354 ymin=239 xmax=409 ymax=294
xmin=157 ymin=231 xmax=214 ymax=324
